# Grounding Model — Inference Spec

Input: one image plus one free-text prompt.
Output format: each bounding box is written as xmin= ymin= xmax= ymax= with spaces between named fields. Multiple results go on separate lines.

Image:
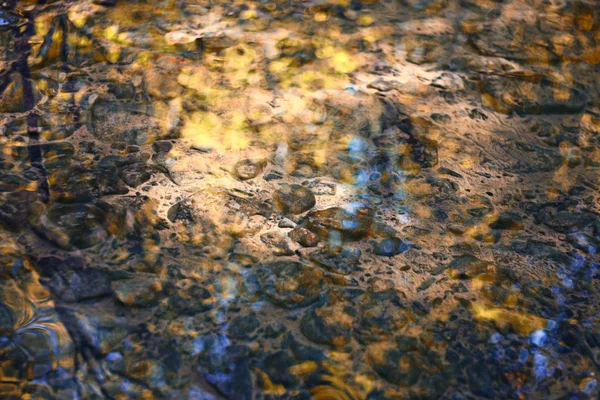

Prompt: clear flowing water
xmin=0 ymin=0 xmax=599 ymax=399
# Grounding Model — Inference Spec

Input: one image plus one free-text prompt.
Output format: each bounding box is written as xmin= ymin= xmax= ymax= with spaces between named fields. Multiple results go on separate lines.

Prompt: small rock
xmin=195 ymin=334 xmax=252 ymax=400
xmin=260 ymin=232 xmax=295 ymax=256
xmin=373 ymin=222 xmax=399 ymax=238
xmin=58 ymin=307 xmax=128 ymax=355
xmin=367 ymin=79 xmax=395 ymax=92
xmin=256 ymin=261 xmax=324 ymax=308
xmin=567 ymin=231 xmax=600 ymax=254
xmin=304 ymin=206 xmax=374 ymax=240
xmin=233 ymin=159 xmax=266 ymax=180
xmin=416 ymin=277 xmax=436 ymax=292
xmin=300 ymin=303 xmax=354 ymax=347
xmin=535 ymin=207 xmax=596 ymax=233
xmin=48 ymin=268 xmax=112 ymax=302
xmin=490 ymin=211 xmax=524 ymax=230
xmin=307 ymin=247 xmax=361 ymax=275
xmin=447 ymin=255 xmax=493 ymax=280
xmin=366 ymin=277 xmax=395 ymax=293
xmin=112 ymin=275 xmax=163 ymax=308
xmin=261 ymin=351 xmax=298 ymax=386
xmin=278 ymin=217 xmax=297 ymax=228
xmin=93 ymin=0 xmax=117 ymax=6
xmin=366 ymin=338 xmax=422 ymax=387
xmin=431 ymin=72 xmax=464 ymax=92
xmin=168 ymin=280 xmax=213 ymax=315
xmin=264 ymin=170 xmax=283 ymax=181
xmin=120 ymin=164 xmax=152 ymax=187
xmin=229 ymin=253 xmax=259 ymax=268
xmin=355 ymin=291 xmax=410 ymax=343
xmin=289 ymin=227 xmax=319 ymax=247
xmin=374 ymin=238 xmax=410 ymax=257
xmin=273 ymin=184 xmax=316 ymax=215
xmin=152 ymin=140 xmax=173 ymax=153
xmin=467 ymin=361 xmax=495 ymax=398
xmin=30 ymin=202 xmax=109 ymax=250
xmin=307 ymin=181 xmax=336 ymax=195
xmin=228 ymin=314 xmax=260 ymax=340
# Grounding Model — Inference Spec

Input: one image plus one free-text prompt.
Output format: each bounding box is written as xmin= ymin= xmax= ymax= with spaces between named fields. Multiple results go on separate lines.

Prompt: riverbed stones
xmin=374 ymin=237 xmax=410 ymax=257
xmin=260 ymin=231 xmax=295 ymax=256
xmin=535 ymin=206 xmax=597 ymax=233
xmin=167 ymin=280 xmax=213 ymax=315
xmin=47 ymin=268 xmax=112 ymax=302
xmin=366 ymin=338 xmax=422 ymax=387
xmin=273 ymin=184 xmax=315 ymax=214
xmin=304 ymin=207 xmax=375 ymax=240
xmin=228 ymin=314 xmax=260 ymax=340
xmin=5 ymin=0 xmax=600 ymax=398
xmin=30 ymin=201 xmax=110 ymax=250
xmin=354 ymin=291 xmax=412 ymax=343
xmin=112 ymin=274 xmax=163 ymax=308
xmin=300 ymin=302 xmax=355 ymax=347
xmin=256 ymin=261 xmax=324 ymax=308
xmin=480 ymin=77 xmax=587 ymax=115
xmin=119 ymin=164 xmax=152 ymax=187
xmin=447 ymin=254 xmax=494 ymax=280
xmin=233 ymin=159 xmax=267 ymax=180
xmin=490 ymin=211 xmax=524 ymax=230
xmin=289 ymin=227 xmax=319 ymax=247
xmin=366 ymin=337 xmax=447 ymax=394
xmin=307 ymin=247 xmax=361 ymax=275
xmin=89 ymin=99 xmax=165 ymax=145
xmin=195 ymin=334 xmax=253 ymax=400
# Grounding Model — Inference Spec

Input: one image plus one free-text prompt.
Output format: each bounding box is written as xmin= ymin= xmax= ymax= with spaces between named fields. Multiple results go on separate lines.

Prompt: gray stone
xmin=374 ymin=238 xmax=410 ymax=257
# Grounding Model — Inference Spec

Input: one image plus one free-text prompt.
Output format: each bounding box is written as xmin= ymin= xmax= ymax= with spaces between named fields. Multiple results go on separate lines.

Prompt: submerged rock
xmin=490 ymin=211 xmax=524 ymax=230
xmin=47 ymin=268 xmax=112 ymax=302
xmin=307 ymin=247 xmax=361 ymax=275
xmin=233 ymin=159 xmax=266 ymax=180
xmin=374 ymin=237 xmax=410 ymax=257
xmin=30 ymin=202 xmax=110 ymax=250
xmin=167 ymin=280 xmax=213 ymax=315
xmin=304 ymin=206 xmax=374 ymax=240
xmin=535 ymin=207 xmax=597 ymax=233
xmin=89 ymin=99 xmax=166 ymax=145
xmin=480 ymin=78 xmax=587 ymax=115
xmin=195 ymin=334 xmax=253 ymax=400
xmin=289 ymin=227 xmax=319 ymax=247
xmin=260 ymin=231 xmax=295 ymax=256
xmin=256 ymin=261 xmax=324 ymax=308
xmin=447 ymin=254 xmax=493 ymax=280
xmin=273 ymin=184 xmax=315 ymax=214
xmin=228 ymin=314 xmax=260 ymax=340
xmin=354 ymin=291 xmax=411 ymax=343
xmin=112 ymin=274 xmax=163 ymax=308
xmin=300 ymin=302 xmax=355 ymax=347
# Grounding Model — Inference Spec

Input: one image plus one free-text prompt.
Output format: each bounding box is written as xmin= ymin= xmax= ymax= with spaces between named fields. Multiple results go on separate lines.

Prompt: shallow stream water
xmin=1 ymin=0 xmax=600 ymax=399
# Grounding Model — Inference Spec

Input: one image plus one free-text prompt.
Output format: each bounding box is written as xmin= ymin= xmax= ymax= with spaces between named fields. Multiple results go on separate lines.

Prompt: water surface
xmin=1 ymin=0 xmax=599 ymax=399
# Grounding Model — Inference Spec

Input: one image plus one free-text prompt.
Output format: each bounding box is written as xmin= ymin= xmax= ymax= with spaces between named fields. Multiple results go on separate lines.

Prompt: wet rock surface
xmin=1 ymin=0 xmax=600 ymax=398
xmin=305 ymin=206 xmax=375 ymax=240
xmin=273 ymin=184 xmax=316 ymax=215
xmin=257 ymin=261 xmax=325 ymax=308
